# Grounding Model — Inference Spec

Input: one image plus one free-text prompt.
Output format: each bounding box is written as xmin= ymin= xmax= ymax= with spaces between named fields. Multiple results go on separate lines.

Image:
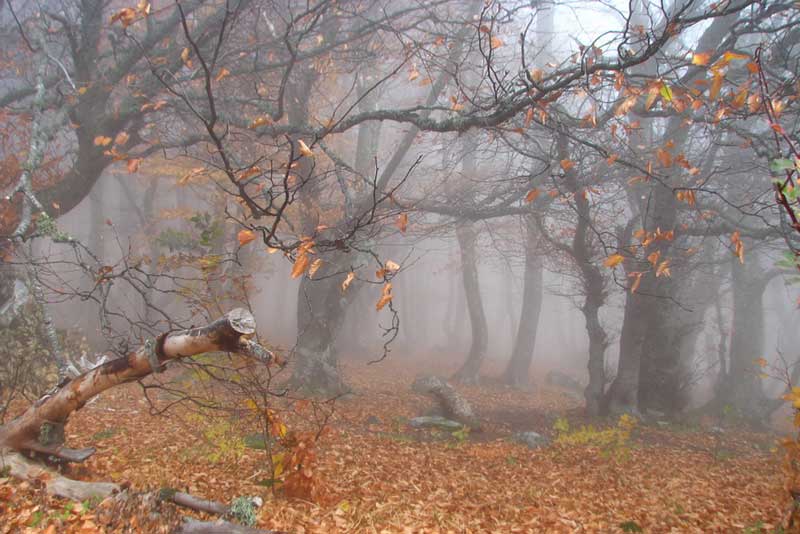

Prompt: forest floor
xmin=0 ymin=355 xmax=790 ymax=533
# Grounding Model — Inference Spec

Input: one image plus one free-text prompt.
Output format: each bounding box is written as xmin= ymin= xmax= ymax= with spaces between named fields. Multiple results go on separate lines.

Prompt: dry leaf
xmin=215 ymin=68 xmax=231 ymax=82
xmin=298 ymin=140 xmax=314 ymax=158
xmin=342 ymin=272 xmax=355 ymax=292
xmin=308 ymin=258 xmax=323 ymax=278
xmin=291 ymin=253 xmax=311 ymax=279
xmin=396 ymin=213 xmax=408 ymax=233
xmin=238 ymin=229 xmax=257 ymax=247
xmin=376 ymin=283 xmax=392 ymax=311
xmin=604 ymin=254 xmax=625 ymax=268
xmin=691 ymin=51 xmax=711 ymax=66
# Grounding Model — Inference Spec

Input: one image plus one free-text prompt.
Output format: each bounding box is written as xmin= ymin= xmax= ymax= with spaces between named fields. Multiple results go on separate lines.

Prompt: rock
xmin=408 ymin=416 xmax=464 ymax=430
xmin=710 ymin=426 xmax=725 ymax=434
xmin=411 ymin=375 xmax=481 ymax=430
xmin=512 ymin=431 xmax=550 ymax=449
xmin=365 ymin=415 xmax=381 ymax=426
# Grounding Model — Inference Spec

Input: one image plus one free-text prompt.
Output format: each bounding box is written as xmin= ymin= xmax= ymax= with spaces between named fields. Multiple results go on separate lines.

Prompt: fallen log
xmin=0 ymin=308 xmax=275 ymax=461
xmin=164 ymin=489 xmax=230 ymax=516
xmin=0 ymin=449 xmax=119 ymax=501
xmin=176 ymin=518 xmax=283 ymax=534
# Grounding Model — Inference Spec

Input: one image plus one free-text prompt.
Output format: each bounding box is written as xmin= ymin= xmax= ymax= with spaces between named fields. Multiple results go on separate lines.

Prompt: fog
xmin=2 ymin=0 xmax=800 ymax=530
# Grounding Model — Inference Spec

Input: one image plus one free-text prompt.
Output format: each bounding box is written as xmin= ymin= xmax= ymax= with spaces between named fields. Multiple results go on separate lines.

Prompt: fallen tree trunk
xmin=166 ymin=490 xmax=231 ymax=516
xmin=176 ymin=519 xmax=282 ymax=534
xmin=0 ymin=308 xmax=275 ymax=461
xmin=0 ymin=450 xmax=120 ymax=501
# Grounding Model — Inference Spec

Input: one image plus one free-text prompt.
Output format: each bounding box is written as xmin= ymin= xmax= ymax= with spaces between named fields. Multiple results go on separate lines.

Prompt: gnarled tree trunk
xmin=292 ymin=254 xmax=361 ymax=395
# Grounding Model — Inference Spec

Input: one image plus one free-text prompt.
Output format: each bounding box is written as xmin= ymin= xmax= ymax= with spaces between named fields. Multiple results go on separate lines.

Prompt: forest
xmin=1 ymin=0 xmax=800 ymax=532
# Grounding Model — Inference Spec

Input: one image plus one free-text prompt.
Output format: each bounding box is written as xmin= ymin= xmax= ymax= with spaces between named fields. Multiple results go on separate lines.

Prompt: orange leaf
xmin=603 ymin=254 xmax=625 ymax=268
xmin=524 ymin=188 xmax=540 ymax=203
xmin=656 ymin=260 xmax=671 ymax=277
xmin=239 ymin=166 xmax=261 ymax=181
xmin=615 ymin=94 xmax=638 ymax=116
xmin=342 ymin=271 xmax=355 ymax=292
xmin=308 ymin=258 xmax=323 ymax=278
xmin=691 ymin=51 xmax=711 ymax=66
xmin=215 ymin=67 xmax=231 ymax=82
xmin=297 ymin=140 xmax=314 ymax=158
xmin=94 ymin=136 xmax=112 ymax=147
xmin=238 ymin=229 xmax=257 ymax=247
xmin=396 ymin=212 xmax=408 ymax=233
xmin=490 ymin=36 xmax=503 ymax=50
xmin=722 ymin=51 xmax=749 ymax=62
xmin=385 ymin=260 xmax=401 ymax=272
xmin=656 ymin=148 xmax=672 ymax=168
xmin=291 ymin=252 xmax=311 ymax=279
xmin=560 ymin=159 xmax=575 ymax=171
xmin=731 ymin=88 xmax=748 ymax=109
xmin=709 ymin=72 xmax=723 ymax=100
xmin=126 ymin=158 xmax=141 ymax=173
xmin=376 ymin=283 xmax=393 ymax=311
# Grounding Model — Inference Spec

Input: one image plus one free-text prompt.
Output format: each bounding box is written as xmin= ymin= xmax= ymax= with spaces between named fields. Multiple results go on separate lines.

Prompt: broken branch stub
xmin=0 ymin=308 xmax=275 ymax=461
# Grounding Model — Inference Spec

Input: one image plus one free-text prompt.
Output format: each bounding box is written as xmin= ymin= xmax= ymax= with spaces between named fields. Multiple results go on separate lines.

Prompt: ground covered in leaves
xmin=0 ymin=356 xmax=789 ymax=533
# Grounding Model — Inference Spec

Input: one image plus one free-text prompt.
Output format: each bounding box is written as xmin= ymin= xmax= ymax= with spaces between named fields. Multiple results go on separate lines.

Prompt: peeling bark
xmin=0 ymin=308 xmax=274 ymax=460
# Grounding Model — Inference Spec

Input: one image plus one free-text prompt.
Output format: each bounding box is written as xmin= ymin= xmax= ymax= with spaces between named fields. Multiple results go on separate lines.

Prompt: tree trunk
xmin=291 ymin=254 xmax=360 ymax=395
xmin=711 ymin=254 xmax=771 ymax=421
xmin=452 ymin=221 xmax=488 ymax=385
xmin=502 ymin=215 xmax=543 ymax=389
xmin=606 ymin=285 xmax=646 ymax=416
xmin=583 ymin=297 xmax=607 ymax=416
xmin=0 ymin=308 xmax=272 ymax=460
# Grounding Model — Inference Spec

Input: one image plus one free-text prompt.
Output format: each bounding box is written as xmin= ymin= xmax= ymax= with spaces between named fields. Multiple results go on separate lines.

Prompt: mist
xmin=2 ymin=0 xmax=800 ymax=531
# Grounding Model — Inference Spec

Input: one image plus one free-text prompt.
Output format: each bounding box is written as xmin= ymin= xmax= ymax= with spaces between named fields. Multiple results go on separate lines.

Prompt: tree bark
xmin=0 ymin=451 xmax=119 ymax=501
xmin=291 ymin=253 xmax=360 ymax=395
xmin=502 ymin=215 xmax=543 ymax=389
xmin=606 ymin=287 xmax=646 ymax=416
xmin=0 ymin=308 xmax=273 ymax=460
